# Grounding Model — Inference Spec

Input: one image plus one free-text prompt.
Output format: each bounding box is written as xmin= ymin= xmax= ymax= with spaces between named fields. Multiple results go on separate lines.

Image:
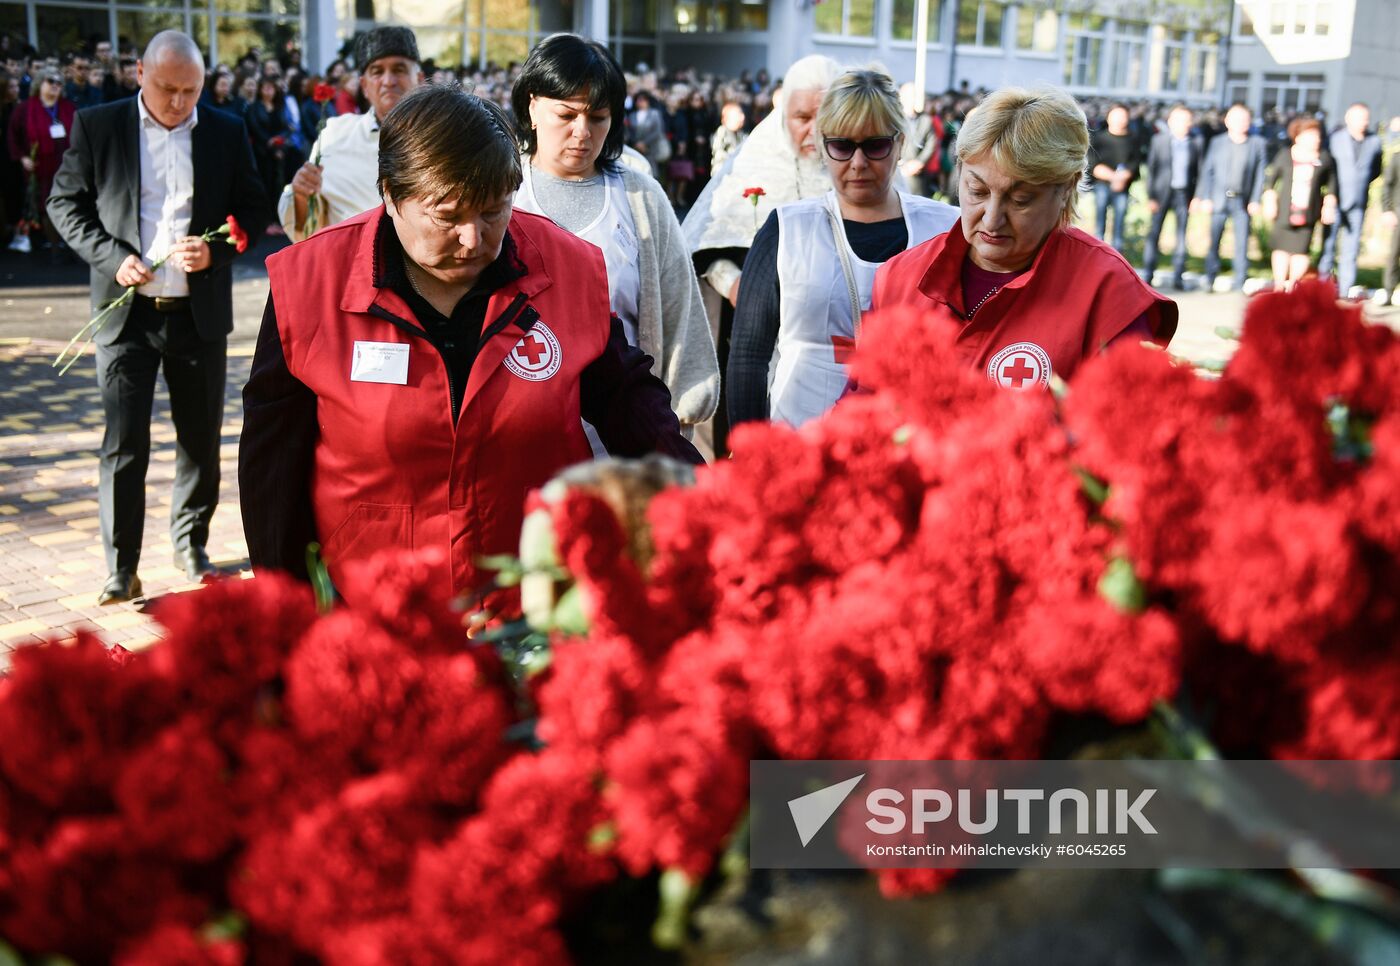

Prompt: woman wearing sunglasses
xmin=727 ymin=68 xmax=958 ymax=428
xmin=872 ymin=87 xmax=1177 ymax=390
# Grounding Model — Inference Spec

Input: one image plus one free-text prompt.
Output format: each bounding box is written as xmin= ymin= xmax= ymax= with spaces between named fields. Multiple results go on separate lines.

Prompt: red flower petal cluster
xmin=0 ymin=551 xmax=519 ymax=961
xmin=2 ymin=282 xmax=1397 ymax=958
xmin=1066 ymin=280 xmax=1400 ymax=758
xmin=225 ymin=215 xmax=249 ymax=253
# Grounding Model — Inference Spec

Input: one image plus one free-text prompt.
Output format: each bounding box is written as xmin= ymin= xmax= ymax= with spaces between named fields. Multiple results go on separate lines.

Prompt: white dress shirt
xmin=136 ymin=93 xmax=197 ymax=298
xmin=277 ymin=111 xmax=383 ymax=240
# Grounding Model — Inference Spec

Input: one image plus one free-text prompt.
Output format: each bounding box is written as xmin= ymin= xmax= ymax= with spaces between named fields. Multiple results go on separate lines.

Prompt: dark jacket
xmin=46 ymin=99 xmax=269 ymax=344
xmin=1382 ymin=146 xmax=1400 ymax=215
xmin=1196 ymin=133 xmax=1269 ymax=207
xmin=1263 ymin=149 xmax=1337 ymax=229
xmin=1328 ymin=128 xmax=1383 ymax=210
xmin=1145 ymin=129 xmax=1203 ymax=204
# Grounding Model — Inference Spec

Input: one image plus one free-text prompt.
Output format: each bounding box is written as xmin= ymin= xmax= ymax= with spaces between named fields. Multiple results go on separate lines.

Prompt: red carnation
xmin=0 ymin=633 xmax=170 ymax=811
xmin=233 ymin=772 xmax=442 ymax=953
xmin=2 ymin=818 xmax=206 ymax=958
xmin=114 ymin=716 xmax=238 ymax=862
xmin=412 ymin=750 xmax=615 ymax=957
xmin=115 ymin=924 xmax=244 ymax=966
xmin=742 ymin=185 xmax=765 ymax=200
xmin=604 ymin=711 xmax=749 ymax=879
xmin=225 ymin=215 xmax=249 ymax=253
xmin=150 ymin=571 xmax=315 ymax=713
xmin=338 ymin=547 xmax=468 ymax=653
xmin=283 ymin=611 xmax=423 ymax=757
xmin=313 ymin=82 xmax=335 ymax=104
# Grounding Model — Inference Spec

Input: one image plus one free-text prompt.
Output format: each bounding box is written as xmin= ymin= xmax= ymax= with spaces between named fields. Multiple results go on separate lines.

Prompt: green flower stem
xmin=53 ymin=226 xmax=234 ymax=375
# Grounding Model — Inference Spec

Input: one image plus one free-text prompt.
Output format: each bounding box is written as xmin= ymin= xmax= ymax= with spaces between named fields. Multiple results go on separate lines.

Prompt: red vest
xmin=872 ymin=224 xmax=1177 ymax=388
xmin=264 ymin=207 xmax=609 ymax=596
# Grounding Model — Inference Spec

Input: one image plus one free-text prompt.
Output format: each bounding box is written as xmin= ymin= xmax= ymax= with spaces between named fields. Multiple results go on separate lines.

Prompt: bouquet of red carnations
xmin=1 ymin=281 xmax=1396 ymax=961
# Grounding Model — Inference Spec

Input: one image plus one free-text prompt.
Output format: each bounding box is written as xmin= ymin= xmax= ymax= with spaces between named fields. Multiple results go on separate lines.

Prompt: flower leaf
xmin=1098 ymin=555 xmax=1146 ymax=613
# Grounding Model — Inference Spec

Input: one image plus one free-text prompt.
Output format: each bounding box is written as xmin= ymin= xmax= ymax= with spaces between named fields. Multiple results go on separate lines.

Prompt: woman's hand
xmin=1261 ymin=190 xmax=1278 ymax=224
xmin=1321 ymin=196 xmax=1338 ymax=226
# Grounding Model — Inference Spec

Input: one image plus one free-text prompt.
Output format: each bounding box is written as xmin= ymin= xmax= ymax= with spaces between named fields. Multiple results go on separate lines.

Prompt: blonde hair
xmin=816 ymin=66 xmax=908 ymax=143
xmin=956 ymin=86 xmax=1088 ymax=225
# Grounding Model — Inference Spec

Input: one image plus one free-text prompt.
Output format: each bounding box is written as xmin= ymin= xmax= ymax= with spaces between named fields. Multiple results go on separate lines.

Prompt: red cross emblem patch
xmin=503 ymin=322 xmax=563 ymax=382
xmin=986 ymin=342 xmax=1052 ymax=391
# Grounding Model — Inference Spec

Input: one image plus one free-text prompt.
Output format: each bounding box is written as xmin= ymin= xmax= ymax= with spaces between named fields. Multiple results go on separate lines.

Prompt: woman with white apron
xmin=728 ymin=68 xmax=959 ymax=429
xmin=510 ymin=34 xmax=720 ymax=439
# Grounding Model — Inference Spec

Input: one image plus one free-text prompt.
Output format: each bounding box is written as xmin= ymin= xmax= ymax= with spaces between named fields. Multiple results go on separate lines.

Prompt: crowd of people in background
xmin=4 ymin=30 xmax=1400 ymax=300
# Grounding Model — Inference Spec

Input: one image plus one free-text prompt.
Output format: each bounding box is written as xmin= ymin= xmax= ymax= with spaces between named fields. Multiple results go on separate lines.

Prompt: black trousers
xmin=95 ymin=298 xmax=226 ymax=574
xmin=1142 ymin=188 xmax=1191 ymax=280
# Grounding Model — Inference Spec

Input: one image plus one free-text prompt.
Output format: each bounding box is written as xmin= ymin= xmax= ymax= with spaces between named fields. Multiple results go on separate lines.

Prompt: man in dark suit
xmin=1141 ymin=103 xmax=1202 ymax=290
xmin=1195 ymin=102 xmax=1268 ymax=292
xmin=1319 ymin=102 xmax=1383 ymax=297
xmin=48 ymin=30 xmax=267 ymax=604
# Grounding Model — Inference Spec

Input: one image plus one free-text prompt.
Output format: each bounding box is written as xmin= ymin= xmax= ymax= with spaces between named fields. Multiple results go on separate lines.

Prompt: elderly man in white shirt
xmin=277 ymin=26 xmax=423 ymax=240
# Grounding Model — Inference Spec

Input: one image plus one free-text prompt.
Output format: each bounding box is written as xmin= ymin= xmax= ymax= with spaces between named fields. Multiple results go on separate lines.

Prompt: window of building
xmin=1063 ymin=13 xmax=1105 ymax=88
xmin=891 ymin=0 xmax=941 ymax=44
xmin=677 ymin=0 xmax=764 ymax=33
xmin=1260 ymin=71 xmax=1326 ymax=114
xmin=815 ymin=0 xmax=875 ymax=38
xmin=1109 ymin=22 xmax=1147 ymax=90
xmin=1015 ymin=4 xmax=1057 ymax=54
xmin=957 ymin=0 xmax=1004 ymax=49
xmin=1315 ymin=1 xmax=1330 ymax=35
xmin=1268 ymin=1 xmax=1287 ymax=34
xmin=1236 ymin=5 xmax=1255 ymax=37
xmin=1156 ymin=25 xmax=1186 ymax=92
xmin=1226 ymin=71 xmax=1249 ymax=106
xmin=1188 ymin=32 xmax=1220 ymax=95
xmin=36 ymin=4 xmax=109 ymax=55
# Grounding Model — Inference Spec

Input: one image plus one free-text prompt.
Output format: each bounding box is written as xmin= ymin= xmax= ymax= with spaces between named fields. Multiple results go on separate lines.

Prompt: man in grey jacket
xmin=1319 ymin=102 xmax=1383 ymax=297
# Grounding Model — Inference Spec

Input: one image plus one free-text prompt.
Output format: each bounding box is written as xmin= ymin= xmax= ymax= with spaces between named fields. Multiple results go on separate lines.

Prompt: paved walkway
xmin=0 ymin=276 xmax=1396 ymax=670
xmin=0 ymin=339 xmax=255 ymax=664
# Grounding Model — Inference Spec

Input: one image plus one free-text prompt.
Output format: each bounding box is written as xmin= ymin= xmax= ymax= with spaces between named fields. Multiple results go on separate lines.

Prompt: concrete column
xmin=765 ymin=0 xmax=800 ymax=77
xmin=306 ymin=0 xmax=342 ymax=73
xmin=582 ymin=0 xmax=611 ymax=44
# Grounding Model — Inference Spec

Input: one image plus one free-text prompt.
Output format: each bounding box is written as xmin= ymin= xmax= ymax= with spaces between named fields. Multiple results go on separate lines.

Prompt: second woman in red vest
xmin=872 ymin=86 xmax=1177 ymax=390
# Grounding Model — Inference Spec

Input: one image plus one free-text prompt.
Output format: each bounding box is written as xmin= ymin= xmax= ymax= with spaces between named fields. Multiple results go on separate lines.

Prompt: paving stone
xmin=0 ymin=618 xmax=48 ymax=642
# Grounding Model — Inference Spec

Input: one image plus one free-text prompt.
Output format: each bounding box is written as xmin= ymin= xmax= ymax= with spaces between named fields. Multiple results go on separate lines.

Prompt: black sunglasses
xmin=823 ymin=135 xmax=896 ymax=162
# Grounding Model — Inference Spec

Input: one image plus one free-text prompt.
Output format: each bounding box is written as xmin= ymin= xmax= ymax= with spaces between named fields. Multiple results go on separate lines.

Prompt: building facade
xmin=4 ymin=0 xmax=1399 ymax=120
xmin=1227 ymin=0 xmax=1400 ymax=124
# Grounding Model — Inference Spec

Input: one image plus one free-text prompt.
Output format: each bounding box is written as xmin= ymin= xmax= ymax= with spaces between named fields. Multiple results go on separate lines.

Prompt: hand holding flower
xmin=114 ymin=253 xmax=154 ymax=287
xmin=55 ymin=216 xmax=248 ymax=374
xmin=169 ymin=236 xmax=212 ymax=273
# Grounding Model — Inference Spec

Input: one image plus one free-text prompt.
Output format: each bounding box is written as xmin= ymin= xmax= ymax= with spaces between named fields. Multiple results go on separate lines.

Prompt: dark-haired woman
xmin=240 ymin=85 xmax=700 ymax=596
xmin=509 ymin=33 xmax=719 ymax=434
xmin=1262 ymin=116 xmax=1337 ymax=291
xmin=246 ymin=76 xmax=296 ymax=206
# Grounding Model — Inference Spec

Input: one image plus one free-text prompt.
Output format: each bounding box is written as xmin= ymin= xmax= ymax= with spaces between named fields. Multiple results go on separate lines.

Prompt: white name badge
xmin=350 ymin=340 xmax=410 ymax=385
xmin=49 ymin=122 xmax=66 ymax=139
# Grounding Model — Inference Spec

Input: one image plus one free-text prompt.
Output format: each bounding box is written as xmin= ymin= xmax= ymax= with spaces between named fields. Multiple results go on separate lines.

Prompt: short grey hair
xmin=142 ymin=30 xmax=204 ymax=70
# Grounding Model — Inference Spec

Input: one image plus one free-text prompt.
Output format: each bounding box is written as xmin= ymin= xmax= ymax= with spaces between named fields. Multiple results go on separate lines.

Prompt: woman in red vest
xmin=872 ymin=87 xmax=1177 ymax=390
xmin=239 ymin=85 xmax=700 ymax=598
